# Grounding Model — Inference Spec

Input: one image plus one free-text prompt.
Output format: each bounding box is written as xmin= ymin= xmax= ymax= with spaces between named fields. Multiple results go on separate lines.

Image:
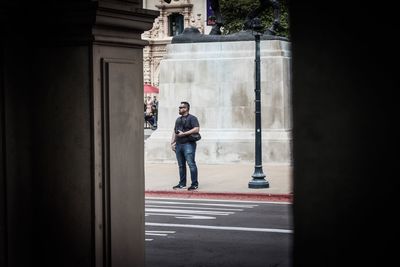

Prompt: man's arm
xmin=176 ymin=115 xmax=200 ymax=137
xmin=176 ymin=127 xmax=199 ymax=137
xmin=171 ymin=131 xmax=177 ymax=151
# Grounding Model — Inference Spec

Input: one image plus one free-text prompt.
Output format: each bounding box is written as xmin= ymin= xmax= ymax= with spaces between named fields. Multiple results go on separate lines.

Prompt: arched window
xmin=169 ymin=13 xmax=184 ymax=36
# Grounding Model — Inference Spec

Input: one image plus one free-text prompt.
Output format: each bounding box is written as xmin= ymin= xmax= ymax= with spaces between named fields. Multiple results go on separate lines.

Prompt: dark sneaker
xmin=173 ymin=184 xmax=186 ymax=189
xmin=188 ymin=185 xmax=198 ymax=191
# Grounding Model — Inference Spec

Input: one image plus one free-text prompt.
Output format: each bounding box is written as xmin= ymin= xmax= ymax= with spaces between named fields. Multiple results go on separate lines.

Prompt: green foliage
xmin=219 ymin=0 xmax=290 ymax=38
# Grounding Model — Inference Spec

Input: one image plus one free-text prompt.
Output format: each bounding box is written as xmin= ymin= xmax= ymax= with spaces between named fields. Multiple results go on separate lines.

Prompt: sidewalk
xmin=145 ymin=162 xmax=293 ymax=202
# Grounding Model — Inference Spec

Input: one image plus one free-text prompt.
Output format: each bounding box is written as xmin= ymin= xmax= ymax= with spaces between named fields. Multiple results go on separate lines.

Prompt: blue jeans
xmin=175 ymin=142 xmax=198 ymax=186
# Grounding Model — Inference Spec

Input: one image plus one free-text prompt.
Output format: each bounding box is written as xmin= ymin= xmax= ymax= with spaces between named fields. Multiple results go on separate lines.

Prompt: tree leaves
xmin=219 ymin=0 xmax=289 ymax=38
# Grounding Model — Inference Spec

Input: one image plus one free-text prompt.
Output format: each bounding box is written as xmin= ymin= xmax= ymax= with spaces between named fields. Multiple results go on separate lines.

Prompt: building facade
xmin=142 ymin=0 xmax=211 ymax=87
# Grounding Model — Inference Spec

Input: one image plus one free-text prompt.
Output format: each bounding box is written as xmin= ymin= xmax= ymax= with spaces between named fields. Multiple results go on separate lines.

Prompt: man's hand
xmin=171 ymin=142 xmax=176 ymax=152
xmin=176 ymin=130 xmax=186 ymax=137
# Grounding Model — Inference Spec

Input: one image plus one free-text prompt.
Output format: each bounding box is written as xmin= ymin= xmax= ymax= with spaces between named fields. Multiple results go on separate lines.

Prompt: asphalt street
xmin=145 ymin=197 xmax=293 ymax=267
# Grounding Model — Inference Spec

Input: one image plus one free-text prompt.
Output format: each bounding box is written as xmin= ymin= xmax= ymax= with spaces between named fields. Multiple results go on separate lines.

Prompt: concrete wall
xmin=145 ymin=39 xmax=292 ymax=164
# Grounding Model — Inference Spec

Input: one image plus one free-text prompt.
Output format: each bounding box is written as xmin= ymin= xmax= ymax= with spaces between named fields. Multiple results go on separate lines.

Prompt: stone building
xmin=142 ymin=0 xmax=210 ymax=87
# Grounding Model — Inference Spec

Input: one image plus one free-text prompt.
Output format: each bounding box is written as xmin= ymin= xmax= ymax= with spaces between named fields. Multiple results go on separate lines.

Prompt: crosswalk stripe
xmin=146 ymin=231 xmax=176 ymax=234
xmin=146 ymin=208 xmax=234 ymax=215
xmin=146 ymin=213 xmax=216 ymax=220
xmin=146 ymin=222 xmax=293 ymax=234
xmin=146 ymin=200 xmax=257 ymax=208
xmin=145 ymin=197 xmax=291 ymax=205
xmin=145 ymin=204 xmax=243 ymax=211
xmin=145 ymin=233 xmax=168 ymax=236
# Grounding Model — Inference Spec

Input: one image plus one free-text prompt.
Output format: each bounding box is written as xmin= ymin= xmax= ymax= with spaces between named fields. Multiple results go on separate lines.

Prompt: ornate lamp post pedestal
xmin=249 ymin=18 xmax=269 ymax=189
xmin=250 ymin=167 xmax=269 ymax=188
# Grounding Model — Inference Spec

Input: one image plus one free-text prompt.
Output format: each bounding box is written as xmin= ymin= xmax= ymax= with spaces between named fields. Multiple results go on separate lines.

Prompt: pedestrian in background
xmin=145 ymin=95 xmax=153 ymax=115
xmin=171 ymin=101 xmax=200 ymax=191
xmin=150 ymin=103 xmax=158 ymax=129
xmin=153 ymin=95 xmax=159 ymax=109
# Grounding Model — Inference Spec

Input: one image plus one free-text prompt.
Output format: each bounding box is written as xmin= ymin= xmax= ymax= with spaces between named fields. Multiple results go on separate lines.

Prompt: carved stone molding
xmin=142 ymin=0 xmax=203 ymax=87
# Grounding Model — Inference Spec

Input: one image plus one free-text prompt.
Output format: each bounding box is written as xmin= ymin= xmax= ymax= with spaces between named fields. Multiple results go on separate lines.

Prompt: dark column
xmin=290 ymin=2 xmax=397 ymax=266
xmin=0 ymin=1 xmax=158 ymax=266
xmin=0 ymin=41 xmax=6 ymax=267
xmin=1 ymin=42 xmax=35 ymax=267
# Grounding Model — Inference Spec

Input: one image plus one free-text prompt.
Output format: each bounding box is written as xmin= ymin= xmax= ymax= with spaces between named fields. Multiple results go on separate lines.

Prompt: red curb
xmin=145 ymin=190 xmax=293 ymax=203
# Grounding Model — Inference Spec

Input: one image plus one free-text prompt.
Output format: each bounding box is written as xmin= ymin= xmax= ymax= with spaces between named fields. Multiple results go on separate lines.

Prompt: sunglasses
xmin=178 ymin=106 xmax=186 ymax=109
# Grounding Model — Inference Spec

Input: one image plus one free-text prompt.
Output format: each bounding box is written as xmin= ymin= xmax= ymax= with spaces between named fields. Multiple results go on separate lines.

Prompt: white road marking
xmin=145 ymin=199 xmax=259 ymax=221
xmin=146 ymin=208 xmax=234 ymax=216
xmin=146 ymin=204 xmax=244 ymax=211
xmin=145 ymin=196 xmax=291 ymax=205
xmin=146 ymin=222 xmax=293 ymax=234
xmin=145 ymin=233 xmax=168 ymax=236
xmin=146 ymin=231 xmax=176 ymax=234
xmin=146 ymin=200 xmax=257 ymax=209
xmin=145 ymin=199 xmax=291 ymax=242
xmin=146 ymin=212 xmax=216 ymax=220
xmin=145 ymin=230 xmax=176 ymax=240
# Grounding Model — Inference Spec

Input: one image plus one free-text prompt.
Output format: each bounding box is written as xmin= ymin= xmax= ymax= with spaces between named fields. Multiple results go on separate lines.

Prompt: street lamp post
xmin=249 ymin=18 xmax=269 ymax=189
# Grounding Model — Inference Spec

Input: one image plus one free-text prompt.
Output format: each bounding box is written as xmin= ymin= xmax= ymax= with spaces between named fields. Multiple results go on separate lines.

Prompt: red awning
xmin=144 ymin=84 xmax=159 ymax=94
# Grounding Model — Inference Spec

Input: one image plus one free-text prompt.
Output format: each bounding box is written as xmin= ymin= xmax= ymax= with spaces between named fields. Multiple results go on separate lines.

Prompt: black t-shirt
xmin=174 ymin=114 xmax=200 ymax=144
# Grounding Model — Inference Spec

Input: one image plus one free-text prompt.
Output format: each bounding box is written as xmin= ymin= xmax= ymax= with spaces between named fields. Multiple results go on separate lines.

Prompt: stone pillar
xmin=0 ymin=1 xmax=158 ymax=266
xmin=145 ymin=40 xmax=292 ymax=165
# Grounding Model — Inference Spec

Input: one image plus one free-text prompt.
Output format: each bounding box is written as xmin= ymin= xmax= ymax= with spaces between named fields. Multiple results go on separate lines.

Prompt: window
xmin=169 ymin=13 xmax=184 ymax=36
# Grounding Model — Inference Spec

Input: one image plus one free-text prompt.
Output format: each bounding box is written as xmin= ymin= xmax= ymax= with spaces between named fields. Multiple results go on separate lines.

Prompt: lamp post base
xmin=249 ymin=168 xmax=269 ymax=188
xmin=248 ymin=179 xmax=269 ymax=188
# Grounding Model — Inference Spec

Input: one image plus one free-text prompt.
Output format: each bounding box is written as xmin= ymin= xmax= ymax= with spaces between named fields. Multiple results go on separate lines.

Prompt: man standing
xmin=171 ymin=101 xmax=200 ymax=190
